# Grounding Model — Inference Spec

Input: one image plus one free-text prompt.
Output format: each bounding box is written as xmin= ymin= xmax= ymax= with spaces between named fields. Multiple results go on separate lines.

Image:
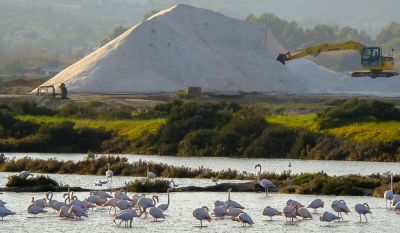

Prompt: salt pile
xmin=34 ymin=4 xmax=400 ymax=96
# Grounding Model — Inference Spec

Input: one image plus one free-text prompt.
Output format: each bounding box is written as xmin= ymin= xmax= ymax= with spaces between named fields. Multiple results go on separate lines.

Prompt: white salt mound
xmin=34 ymin=4 xmax=400 ymax=96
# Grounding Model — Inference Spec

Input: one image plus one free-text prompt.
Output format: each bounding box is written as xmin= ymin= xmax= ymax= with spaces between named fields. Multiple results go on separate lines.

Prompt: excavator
xmin=277 ymin=41 xmax=398 ymax=78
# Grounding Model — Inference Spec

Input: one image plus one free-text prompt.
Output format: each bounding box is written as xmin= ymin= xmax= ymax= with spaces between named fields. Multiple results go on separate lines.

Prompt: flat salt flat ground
xmin=0 ymin=191 xmax=394 ymax=233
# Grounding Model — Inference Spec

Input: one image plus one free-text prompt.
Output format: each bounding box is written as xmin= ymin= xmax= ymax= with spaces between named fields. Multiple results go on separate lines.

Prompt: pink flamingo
xmin=320 ymin=211 xmax=341 ymax=226
xmin=114 ymin=206 xmax=144 ymax=228
xmin=225 ymin=188 xmax=244 ymax=209
xmin=0 ymin=207 xmax=15 ymax=220
xmin=27 ymin=204 xmax=47 ymax=217
xmin=306 ymin=198 xmax=324 ymax=213
xmin=263 ymin=206 xmax=282 ymax=220
xmin=211 ymin=206 xmax=231 ymax=219
xmin=255 ymin=164 xmax=275 ymax=196
xmin=59 ymin=206 xmax=75 ymax=219
xmin=231 ymin=213 xmax=254 ymax=226
xmin=354 ymin=203 xmax=372 ymax=222
xmin=69 ymin=205 xmax=88 ymax=220
xmin=384 ymin=175 xmax=394 ymax=209
xmin=282 ymin=204 xmax=297 ymax=223
xmin=331 ymin=200 xmax=350 ymax=220
xmin=192 ymin=206 xmax=212 ymax=227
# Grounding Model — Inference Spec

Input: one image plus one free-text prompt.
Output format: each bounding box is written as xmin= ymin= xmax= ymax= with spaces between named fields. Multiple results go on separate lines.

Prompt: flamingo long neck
xmin=138 ymin=206 xmax=144 ymax=217
xmin=257 ymin=171 xmax=261 ymax=184
xmin=152 ymin=196 xmax=157 ymax=205
xmin=166 ymin=190 xmax=170 ymax=208
xmin=68 ymin=186 xmax=70 ymax=203
xmin=228 ymin=189 xmax=231 ymax=201
xmin=391 ymin=175 xmax=393 ymax=191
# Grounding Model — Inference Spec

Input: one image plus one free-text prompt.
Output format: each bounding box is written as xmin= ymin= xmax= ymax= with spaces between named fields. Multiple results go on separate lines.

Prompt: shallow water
xmin=0 ymin=191 xmax=395 ymax=233
xmin=5 ymin=153 xmax=400 ymax=176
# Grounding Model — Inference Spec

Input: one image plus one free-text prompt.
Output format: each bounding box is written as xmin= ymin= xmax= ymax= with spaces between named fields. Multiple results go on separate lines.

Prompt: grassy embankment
xmin=268 ymin=114 xmax=400 ymax=142
xmin=16 ymin=115 xmax=164 ymax=151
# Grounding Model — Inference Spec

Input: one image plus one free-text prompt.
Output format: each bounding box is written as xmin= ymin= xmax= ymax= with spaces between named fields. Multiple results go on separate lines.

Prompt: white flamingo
xmin=320 ymin=211 xmax=341 ymax=226
xmin=331 ymin=200 xmax=350 ymax=219
xmin=192 ymin=206 xmax=212 ymax=227
xmin=114 ymin=206 xmax=144 ymax=228
xmin=384 ymin=175 xmax=394 ymax=209
xmin=157 ymin=188 xmax=174 ymax=212
xmin=69 ymin=205 xmax=88 ymax=220
xmin=354 ymin=203 xmax=372 ymax=222
xmin=306 ymin=198 xmax=324 ymax=213
xmin=255 ymin=164 xmax=275 ymax=196
xmin=297 ymin=206 xmax=313 ymax=219
xmin=263 ymin=206 xmax=282 ymax=220
xmin=211 ymin=206 xmax=231 ymax=219
xmin=286 ymin=199 xmax=303 ymax=207
xmin=227 ymin=207 xmax=246 ymax=217
xmin=85 ymin=193 xmax=106 ymax=206
xmin=46 ymin=192 xmax=65 ymax=211
xmin=27 ymin=204 xmax=47 ymax=217
xmin=282 ymin=205 xmax=297 ymax=223
xmin=136 ymin=195 xmax=158 ymax=218
xmin=231 ymin=213 xmax=254 ymax=226
xmin=32 ymin=197 xmax=46 ymax=209
xmin=394 ymin=202 xmax=400 ymax=213
xmin=149 ymin=207 xmax=166 ymax=221
xmin=225 ymin=188 xmax=244 ymax=209
xmin=0 ymin=207 xmax=15 ymax=220
xmin=147 ymin=163 xmax=156 ymax=179
xmin=59 ymin=206 xmax=75 ymax=219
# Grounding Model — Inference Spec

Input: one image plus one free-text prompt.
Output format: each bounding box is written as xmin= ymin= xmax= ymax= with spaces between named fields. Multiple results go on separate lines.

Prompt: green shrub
xmin=125 ymin=178 xmax=170 ymax=192
xmin=6 ymin=174 xmax=57 ymax=187
xmin=293 ymin=173 xmax=315 ymax=185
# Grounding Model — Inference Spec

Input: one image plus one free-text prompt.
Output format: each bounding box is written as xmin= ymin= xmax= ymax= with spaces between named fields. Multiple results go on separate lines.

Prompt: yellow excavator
xmin=277 ymin=41 xmax=398 ymax=78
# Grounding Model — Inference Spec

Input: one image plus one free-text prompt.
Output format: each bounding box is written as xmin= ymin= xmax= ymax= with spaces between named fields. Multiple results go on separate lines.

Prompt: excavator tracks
xmin=351 ymin=71 xmax=399 ymax=78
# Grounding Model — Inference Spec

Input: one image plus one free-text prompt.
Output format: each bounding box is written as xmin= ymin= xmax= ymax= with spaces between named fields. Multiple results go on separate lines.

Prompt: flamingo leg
xmin=200 ymin=220 xmax=202 ymax=227
xmin=360 ymin=215 xmax=361 ymax=222
xmin=364 ymin=214 xmax=368 ymax=222
xmin=267 ymin=187 xmax=269 ymax=196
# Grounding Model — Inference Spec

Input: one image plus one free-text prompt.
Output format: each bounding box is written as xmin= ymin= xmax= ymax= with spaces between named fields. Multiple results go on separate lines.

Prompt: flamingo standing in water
xmin=192 ymin=206 xmax=212 ymax=227
xmin=147 ymin=163 xmax=156 ymax=179
xmin=384 ymin=175 xmax=394 ymax=209
xmin=225 ymin=188 xmax=244 ymax=209
xmin=331 ymin=200 xmax=350 ymax=219
xmin=114 ymin=206 xmax=144 ymax=228
xmin=27 ymin=204 xmax=47 ymax=217
xmin=211 ymin=206 xmax=231 ymax=219
xmin=0 ymin=207 xmax=15 ymax=220
xmin=320 ymin=211 xmax=341 ymax=226
xmin=296 ymin=206 xmax=313 ymax=219
xmin=227 ymin=207 xmax=246 ymax=217
xmin=231 ymin=213 xmax=254 ymax=227
xmin=46 ymin=192 xmax=65 ymax=211
xmin=69 ymin=205 xmax=88 ymax=220
xmin=282 ymin=204 xmax=297 ymax=223
xmin=136 ymin=195 xmax=158 ymax=218
xmin=262 ymin=206 xmax=282 ymax=220
xmin=59 ymin=206 xmax=75 ymax=219
xmin=306 ymin=199 xmax=324 ymax=213
xmin=157 ymin=188 xmax=174 ymax=212
xmin=149 ymin=207 xmax=166 ymax=222
xmin=32 ymin=197 xmax=46 ymax=209
xmin=255 ymin=164 xmax=275 ymax=196
xmin=354 ymin=203 xmax=372 ymax=222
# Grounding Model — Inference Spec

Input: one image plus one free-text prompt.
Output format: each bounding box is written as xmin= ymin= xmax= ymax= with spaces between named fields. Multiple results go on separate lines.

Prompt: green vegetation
xmin=6 ymin=174 xmax=57 ymax=188
xmin=126 ymin=178 xmax=170 ymax=193
xmin=99 ymin=25 xmax=132 ymax=48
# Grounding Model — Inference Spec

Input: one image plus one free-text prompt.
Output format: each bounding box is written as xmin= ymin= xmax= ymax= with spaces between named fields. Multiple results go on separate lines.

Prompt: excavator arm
xmin=278 ymin=41 xmax=365 ymax=61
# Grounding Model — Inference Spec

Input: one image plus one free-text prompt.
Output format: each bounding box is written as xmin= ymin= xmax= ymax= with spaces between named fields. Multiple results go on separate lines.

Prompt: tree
xmin=142 ymin=10 xmax=160 ymax=22
xmin=98 ymin=25 xmax=131 ymax=47
xmin=1 ymin=59 xmax=23 ymax=75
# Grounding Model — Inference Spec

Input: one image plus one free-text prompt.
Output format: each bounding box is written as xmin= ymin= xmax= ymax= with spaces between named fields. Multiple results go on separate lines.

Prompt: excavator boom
xmin=281 ymin=41 xmax=364 ymax=61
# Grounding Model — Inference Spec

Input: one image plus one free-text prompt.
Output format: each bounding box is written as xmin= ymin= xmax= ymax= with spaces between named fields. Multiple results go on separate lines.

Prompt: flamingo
xmin=331 ymin=200 xmax=350 ymax=219
xmin=227 ymin=207 xmax=246 ymax=217
xmin=59 ymin=181 xmax=64 ymax=187
xmin=320 ymin=211 xmax=341 ymax=226
xmin=394 ymin=202 xmax=400 ymax=213
xmin=91 ymin=190 xmax=112 ymax=199
xmin=306 ymin=199 xmax=324 ymax=213
xmin=46 ymin=192 xmax=65 ymax=211
xmin=147 ymin=163 xmax=156 ymax=179
xmin=263 ymin=206 xmax=282 ymax=220
xmin=85 ymin=193 xmax=106 ymax=206
xmin=384 ymin=175 xmax=394 ymax=209
xmin=225 ymin=188 xmax=244 ymax=209
xmin=114 ymin=206 xmax=144 ymax=228
xmin=0 ymin=207 xmax=15 ymax=220
xmin=255 ymin=164 xmax=275 ymax=196
xmin=69 ymin=205 xmax=88 ymax=220
xmin=231 ymin=213 xmax=254 ymax=226
xmin=149 ymin=207 xmax=166 ymax=221
xmin=211 ymin=206 xmax=231 ymax=219
xmin=81 ymin=200 xmax=96 ymax=210
xmin=297 ymin=206 xmax=313 ymax=219
xmin=391 ymin=196 xmax=400 ymax=207
xmin=157 ymin=188 xmax=174 ymax=212
xmin=211 ymin=177 xmax=218 ymax=185
xmin=102 ymin=198 xmax=119 ymax=214
xmin=20 ymin=171 xmax=33 ymax=178
xmin=32 ymin=197 xmax=46 ymax=209
xmin=132 ymin=194 xmax=140 ymax=206
xmin=59 ymin=206 xmax=75 ymax=219
xmin=63 ymin=194 xmax=86 ymax=210
xmin=282 ymin=205 xmax=297 ymax=223
xmin=111 ymin=188 xmax=133 ymax=202
xmin=354 ymin=203 xmax=372 ymax=222
xmin=214 ymin=200 xmax=225 ymax=207
xmin=286 ymin=199 xmax=303 ymax=208
xmin=106 ymin=163 xmax=113 ymax=187
xmin=136 ymin=195 xmax=158 ymax=218
xmin=27 ymin=204 xmax=47 ymax=217
xmin=192 ymin=206 xmax=212 ymax=227
xmin=0 ymin=193 xmax=6 ymax=207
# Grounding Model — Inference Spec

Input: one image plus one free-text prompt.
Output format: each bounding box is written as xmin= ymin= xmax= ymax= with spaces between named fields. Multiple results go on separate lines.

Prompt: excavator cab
xmin=361 ymin=47 xmax=380 ymax=67
xmin=358 ymin=46 xmax=396 ymax=77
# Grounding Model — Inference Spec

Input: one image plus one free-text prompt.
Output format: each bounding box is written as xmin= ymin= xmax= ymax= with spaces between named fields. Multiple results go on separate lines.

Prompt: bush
xmin=125 ymin=178 xmax=170 ymax=192
xmin=6 ymin=174 xmax=57 ymax=187
xmin=10 ymin=99 xmax=56 ymax=116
